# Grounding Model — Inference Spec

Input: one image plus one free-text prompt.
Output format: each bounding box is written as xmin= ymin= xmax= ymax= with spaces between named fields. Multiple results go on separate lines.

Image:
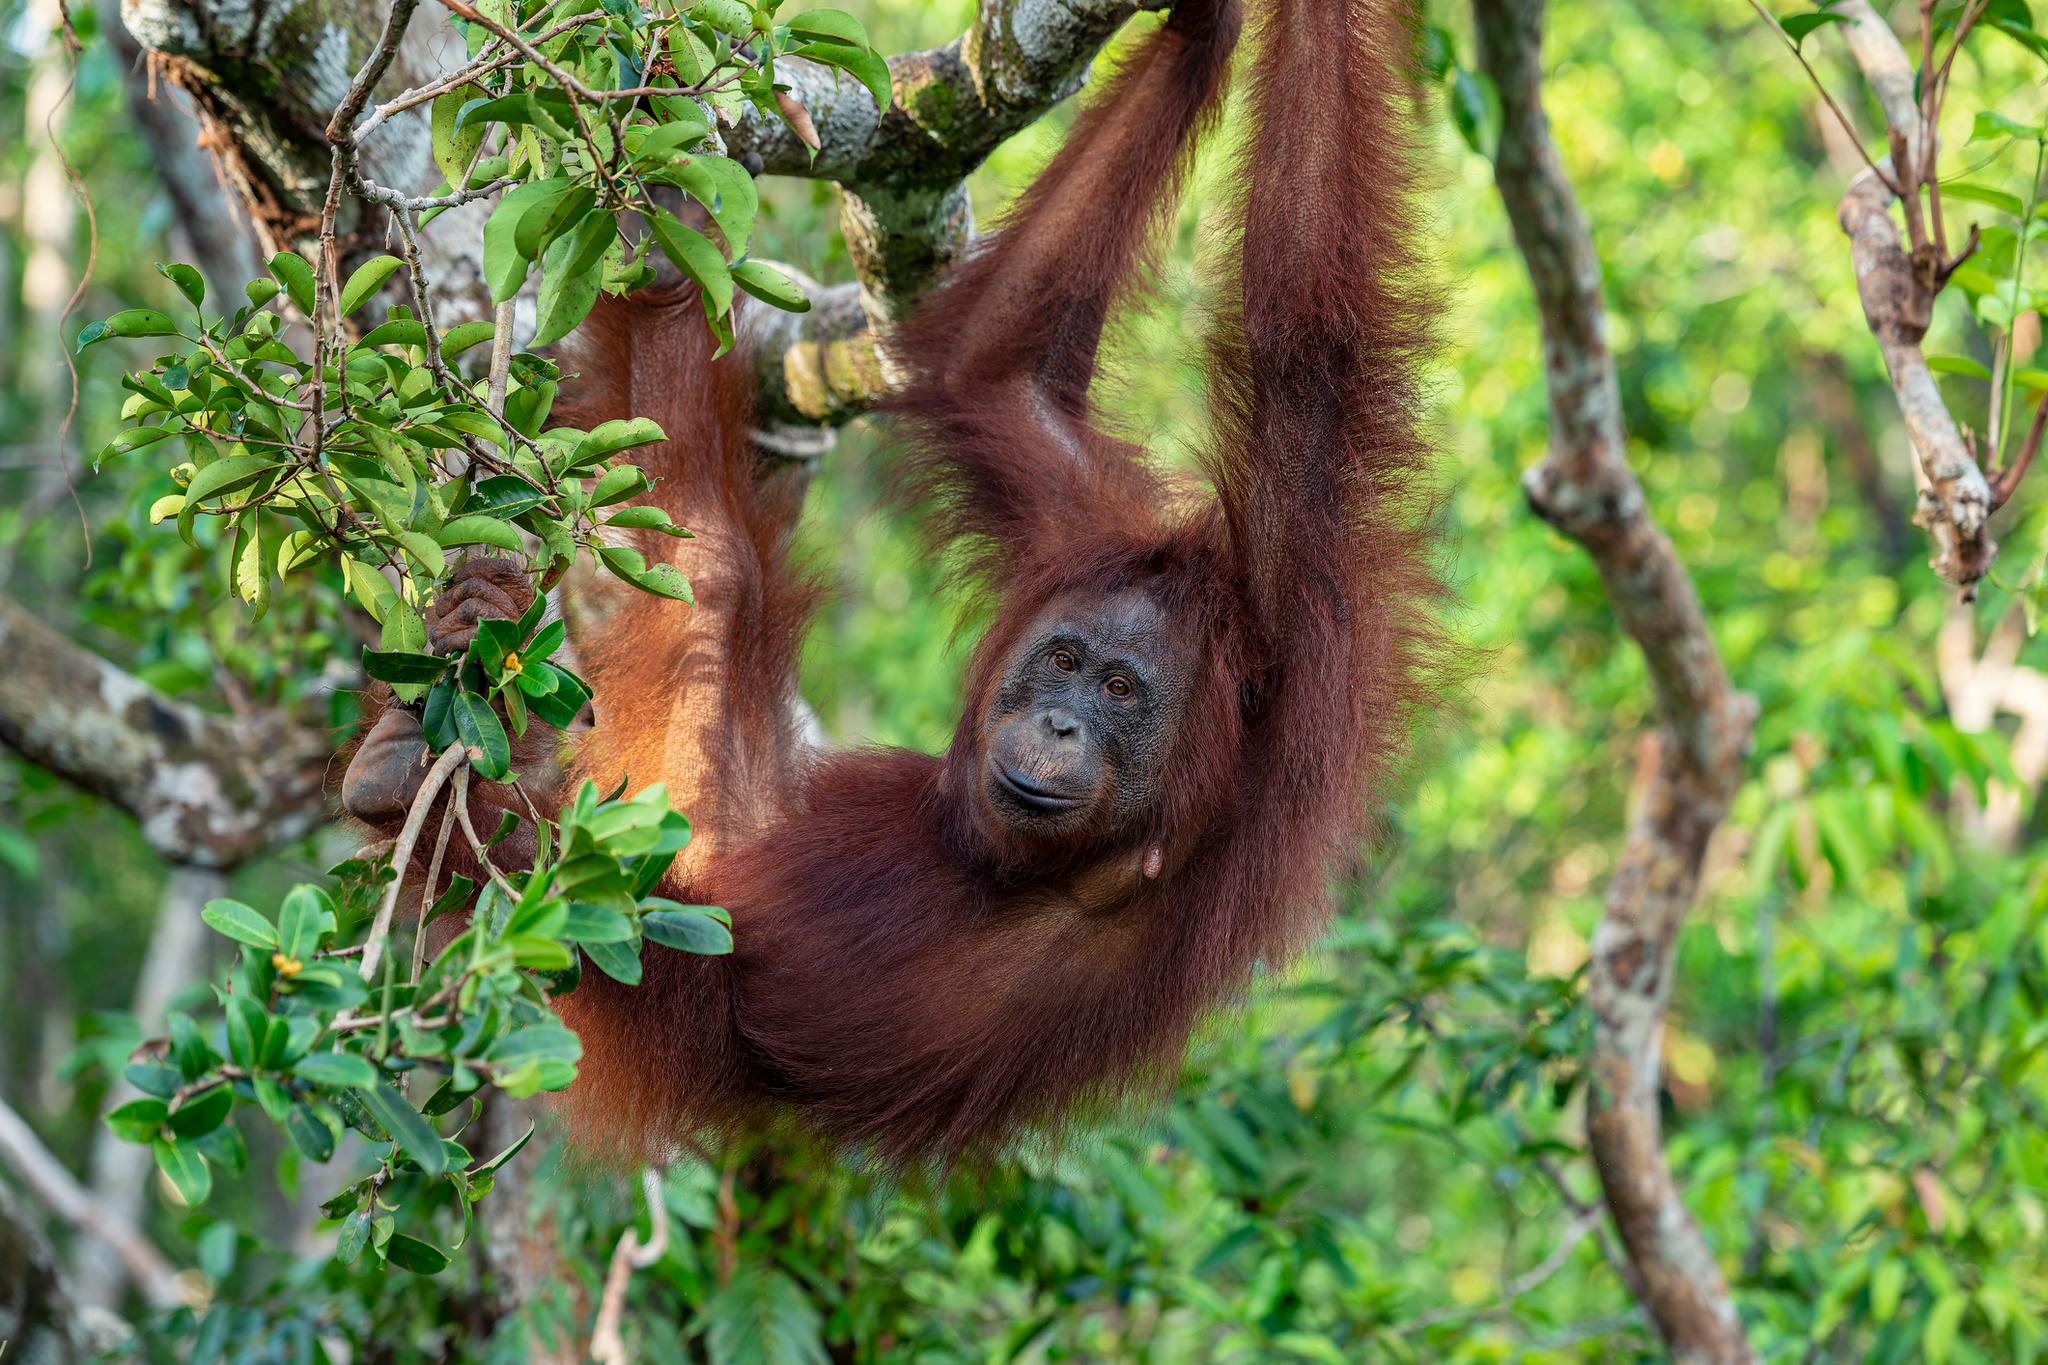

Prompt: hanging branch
xmin=1471 ymin=1 xmax=1759 ymax=1360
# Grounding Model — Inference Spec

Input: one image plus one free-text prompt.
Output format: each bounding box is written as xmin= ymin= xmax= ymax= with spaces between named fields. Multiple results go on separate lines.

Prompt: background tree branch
xmin=1473 ymin=1 xmax=1759 ymax=1360
xmin=0 ymin=594 xmax=327 ymax=869
xmin=1827 ymin=1 xmax=1997 ymax=590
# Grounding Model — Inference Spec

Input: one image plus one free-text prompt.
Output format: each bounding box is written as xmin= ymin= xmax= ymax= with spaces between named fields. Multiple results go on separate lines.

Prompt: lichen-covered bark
xmin=0 ymin=594 xmax=326 ymax=868
xmin=1473 ymin=2 xmax=1758 ymax=1360
xmin=116 ymin=0 xmax=1163 ymax=417
xmin=1829 ymin=1 xmax=1995 ymax=590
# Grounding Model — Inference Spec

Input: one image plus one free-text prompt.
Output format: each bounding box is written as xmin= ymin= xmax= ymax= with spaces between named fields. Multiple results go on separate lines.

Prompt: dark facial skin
xmin=979 ymin=588 xmax=1195 ymax=844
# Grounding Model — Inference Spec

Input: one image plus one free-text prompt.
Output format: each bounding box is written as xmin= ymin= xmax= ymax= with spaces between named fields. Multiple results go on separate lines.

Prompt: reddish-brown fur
xmin=364 ymin=0 xmax=1441 ymax=1169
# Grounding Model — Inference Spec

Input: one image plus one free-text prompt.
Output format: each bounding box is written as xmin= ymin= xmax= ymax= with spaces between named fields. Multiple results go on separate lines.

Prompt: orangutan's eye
xmin=1104 ymin=675 xmax=1133 ymax=699
xmin=1051 ymin=649 xmax=1078 ymax=673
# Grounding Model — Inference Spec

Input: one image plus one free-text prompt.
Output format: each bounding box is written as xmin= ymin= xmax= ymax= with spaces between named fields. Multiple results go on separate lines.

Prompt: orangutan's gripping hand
xmin=339 ymin=559 xmax=536 ymax=825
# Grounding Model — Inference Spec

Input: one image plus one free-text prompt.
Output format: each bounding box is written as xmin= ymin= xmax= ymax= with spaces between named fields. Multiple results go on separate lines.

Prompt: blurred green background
xmin=4 ymin=0 xmax=2048 ymax=1360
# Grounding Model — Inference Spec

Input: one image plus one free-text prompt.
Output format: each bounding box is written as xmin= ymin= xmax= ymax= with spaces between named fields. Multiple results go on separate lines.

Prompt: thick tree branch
xmin=1473 ymin=2 xmax=1758 ymax=1361
xmin=0 ymin=594 xmax=327 ymax=868
xmin=117 ymin=0 xmax=1163 ymax=419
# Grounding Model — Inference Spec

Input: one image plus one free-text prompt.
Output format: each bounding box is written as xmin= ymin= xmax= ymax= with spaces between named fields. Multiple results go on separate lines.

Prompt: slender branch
xmin=588 ymin=1168 xmax=670 ymax=1365
xmin=1472 ymin=3 xmax=1758 ymax=1361
xmin=1991 ymin=392 xmax=2048 ymax=508
xmin=359 ymin=744 xmax=470 ymax=984
xmin=1828 ymin=0 xmax=1997 ymax=590
xmin=0 ymin=1096 xmax=196 ymax=1311
xmin=1743 ymin=0 xmax=1900 ymax=196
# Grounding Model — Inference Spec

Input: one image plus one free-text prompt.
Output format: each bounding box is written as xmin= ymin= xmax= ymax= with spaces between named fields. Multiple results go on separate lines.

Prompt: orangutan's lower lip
xmin=994 ymin=765 xmax=1084 ymax=811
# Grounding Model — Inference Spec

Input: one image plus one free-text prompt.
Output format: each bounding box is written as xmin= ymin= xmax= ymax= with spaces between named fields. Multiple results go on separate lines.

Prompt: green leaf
xmin=276 ymin=884 xmax=336 ymax=962
xmin=589 ymin=462 xmax=649 ymax=506
xmin=433 ymin=515 xmax=525 ymax=553
xmin=153 ymin=1137 xmax=212 ymax=1205
xmin=1926 ymin=354 xmax=1994 ymax=380
xmin=269 ymin=251 xmax=317 ymax=316
xmin=158 ymin=262 xmax=205 ymax=308
xmin=689 ymin=0 xmax=753 ymax=36
xmin=182 ymin=453 xmax=276 ymax=508
xmin=649 ymin=211 xmax=735 ymax=319
xmin=732 ymin=259 xmax=811 ymax=313
xmin=201 ymin=898 xmax=278 ymax=950
xmin=293 ymin=1052 xmax=380 ymax=1089
xmin=530 ymin=238 xmax=605 ymax=348
xmin=659 ymin=154 xmax=756 ymax=256
xmin=1923 ymin=1292 xmax=1967 ymax=1363
xmin=125 ymin=1064 xmax=182 ymax=1099
xmin=487 ymin=1024 xmax=584 ymax=1068
xmin=786 ymin=7 xmax=869 ymax=46
xmin=395 ymin=530 xmax=449 ymax=578
xmin=599 ymin=545 xmax=695 ymax=602
xmin=1781 ymin=11 xmax=1849 ymax=44
xmin=603 ymin=505 xmax=685 ymax=532
xmin=357 ymin=1080 xmax=449 ymax=1177
xmin=453 ymin=691 xmax=512 ymax=780
xmin=791 ymin=40 xmax=892 ymax=113
xmin=1940 ymin=180 xmax=2026 ymax=215
xmin=106 ymin=1097 xmax=169 ymax=1143
xmin=485 ymin=178 xmax=568 ymax=303
xmin=582 ymin=936 xmax=643 ymax=985
xmin=339 ymin=255 xmax=405 ymax=319
xmin=2015 ymin=366 xmax=2048 ymax=391
xmin=632 ymin=112 xmax=712 ymax=163
xmin=384 ymin=1233 xmax=452 ymax=1275
xmin=362 ymin=647 xmax=452 ymax=684
xmin=439 ymin=318 xmax=496 ymax=360
xmin=336 ymin=1207 xmax=372 ymax=1265
xmin=642 ymin=902 xmax=734 ymax=955
xmin=166 ymin=1085 xmax=233 ymax=1139
xmin=1969 ymin=108 xmax=2042 ymax=143
xmin=286 ymin=1101 xmax=339 ymax=1162
xmin=102 ymin=308 xmax=182 ymax=339
xmin=569 ymin=418 xmax=667 ymax=469
xmin=472 ymin=1120 xmax=535 ymax=1174
xmin=360 ymin=318 xmax=429 ymax=348
xmin=432 ymin=84 xmax=488 ymax=188
xmin=515 ymin=183 xmax=598 ymax=263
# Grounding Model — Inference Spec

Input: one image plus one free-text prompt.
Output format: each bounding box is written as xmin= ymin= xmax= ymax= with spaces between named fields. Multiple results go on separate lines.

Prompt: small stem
xmin=360 ymin=744 xmax=469 ymax=985
xmin=412 ymin=787 xmax=460 ymax=984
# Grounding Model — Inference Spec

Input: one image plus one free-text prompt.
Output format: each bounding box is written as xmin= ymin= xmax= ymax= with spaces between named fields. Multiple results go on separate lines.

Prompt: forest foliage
xmin=2 ymin=0 xmax=2048 ymax=1361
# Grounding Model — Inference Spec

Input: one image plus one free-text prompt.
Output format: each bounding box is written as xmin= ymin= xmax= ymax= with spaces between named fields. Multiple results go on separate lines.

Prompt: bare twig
xmin=588 ymin=1168 xmax=670 ymax=1365
xmin=359 ymin=744 xmax=469 ymax=984
xmin=1743 ymin=0 xmax=1900 ymax=196
xmin=1991 ymin=393 xmax=2048 ymax=508
xmin=0 ymin=1096 xmax=197 ymax=1310
xmin=1473 ymin=3 xmax=1758 ymax=1361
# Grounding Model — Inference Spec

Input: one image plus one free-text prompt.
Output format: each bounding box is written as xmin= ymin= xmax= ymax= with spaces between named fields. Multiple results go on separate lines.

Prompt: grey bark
xmin=1827 ymin=2 xmax=1996 ymax=589
xmin=0 ymin=595 xmax=326 ymax=869
xmin=1473 ymin=2 xmax=1758 ymax=1361
xmin=114 ymin=0 xmax=1164 ymax=421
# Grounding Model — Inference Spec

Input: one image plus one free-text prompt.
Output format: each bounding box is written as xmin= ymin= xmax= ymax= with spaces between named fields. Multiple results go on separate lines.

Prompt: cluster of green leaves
xmin=102 ymin=777 xmax=730 ymax=1282
xmin=76 ymin=254 xmax=693 ymax=653
xmin=61 ymin=0 xmax=889 ymax=1284
xmin=452 ymin=0 xmax=889 ymax=349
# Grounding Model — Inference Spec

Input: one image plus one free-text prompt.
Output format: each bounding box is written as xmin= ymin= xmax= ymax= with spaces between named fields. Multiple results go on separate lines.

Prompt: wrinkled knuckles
xmin=425 ymin=557 xmax=535 ymax=656
xmin=342 ymin=709 xmax=431 ymax=824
